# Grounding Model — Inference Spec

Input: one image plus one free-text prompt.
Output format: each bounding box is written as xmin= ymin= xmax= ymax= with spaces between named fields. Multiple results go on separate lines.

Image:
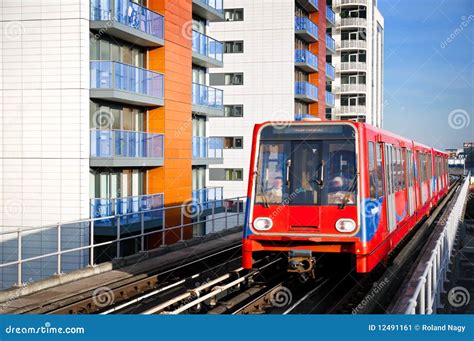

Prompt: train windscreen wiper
xmin=339 ymin=174 xmax=358 ymax=210
xmin=310 ymin=161 xmax=325 ymax=188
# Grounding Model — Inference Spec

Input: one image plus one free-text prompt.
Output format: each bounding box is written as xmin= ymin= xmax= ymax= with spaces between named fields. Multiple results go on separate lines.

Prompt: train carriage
xmin=243 ymin=121 xmax=449 ymax=273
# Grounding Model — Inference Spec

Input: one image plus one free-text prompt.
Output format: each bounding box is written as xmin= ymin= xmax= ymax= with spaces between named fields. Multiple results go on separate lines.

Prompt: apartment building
xmin=207 ymin=0 xmax=337 ymax=199
xmin=0 ymin=0 xmax=226 ymax=287
xmin=331 ymin=0 xmax=384 ymax=127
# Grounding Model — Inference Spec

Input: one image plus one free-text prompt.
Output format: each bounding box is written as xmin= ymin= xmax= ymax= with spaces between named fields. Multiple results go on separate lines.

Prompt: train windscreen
xmin=255 ymin=124 xmax=357 ymax=206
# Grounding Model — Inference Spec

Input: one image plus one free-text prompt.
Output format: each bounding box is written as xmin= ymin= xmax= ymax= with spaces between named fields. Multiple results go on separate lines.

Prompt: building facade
xmin=331 ymin=0 xmax=384 ymax=127
xmin=0 ymin=0 xmax=226 ymax=286
xmin=206 ymin=0 xmax=338 ymax=199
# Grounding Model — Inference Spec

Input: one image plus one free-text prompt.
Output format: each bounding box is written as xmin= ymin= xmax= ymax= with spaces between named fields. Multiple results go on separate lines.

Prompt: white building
xmin=331 ymin=0 xmax=384 ymax=127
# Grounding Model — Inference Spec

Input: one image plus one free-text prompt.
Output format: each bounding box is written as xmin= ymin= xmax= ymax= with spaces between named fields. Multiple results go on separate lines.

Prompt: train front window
xmin=255 ymin=125 xmax=357 ymax=206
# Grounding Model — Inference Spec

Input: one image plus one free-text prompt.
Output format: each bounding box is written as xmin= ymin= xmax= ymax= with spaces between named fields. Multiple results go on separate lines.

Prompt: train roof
xmin=256 ymin=120 xmax=448 ymax=157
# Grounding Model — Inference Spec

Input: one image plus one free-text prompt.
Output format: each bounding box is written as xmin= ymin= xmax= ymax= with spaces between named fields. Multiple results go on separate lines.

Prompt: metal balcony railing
xmin=338 ymin=17 xmax=368 ymax=28
xmin=337 ymin=84 xmax=367 ymax=93
xmin=192 ymin=187 xmax=224 ymax=210
xmin=192 ymin=136 xmax=224 ymax=159
xmin=337 ymin=62 xmax=367 ymax=72
xmin=90 ymin=129 xmax=164 ymax=159
xmin=333 ymin=0 xmax=368 ymax=7
xmin=90 ymin=61 xmax=164 ymax=99
xmin=192 ymin=30 xmax=223 ymax=63
xmin=337 ymin=105 xmax=367 ymax=114
xmin=192 ymin=83 xmax=224 ymax=109
xmin=338 ymin=40 xmax=367 ymax=50
xmin=90 ymin=0 xmax=164 ymax=40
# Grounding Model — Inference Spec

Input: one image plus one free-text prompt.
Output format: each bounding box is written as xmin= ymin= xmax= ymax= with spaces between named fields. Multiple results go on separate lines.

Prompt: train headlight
xmin=335 ymin=219 xmax=356 ymax=233
xmin=253 ymin=218 xmax=273 ymax=231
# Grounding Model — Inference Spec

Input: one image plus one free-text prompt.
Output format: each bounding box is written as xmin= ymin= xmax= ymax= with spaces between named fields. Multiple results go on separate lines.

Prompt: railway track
xmin=148 ymin=177 xmax=463 ymax=316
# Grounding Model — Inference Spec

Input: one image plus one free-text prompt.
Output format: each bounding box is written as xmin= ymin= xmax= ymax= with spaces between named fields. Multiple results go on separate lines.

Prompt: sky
xmin=378 ymin=0 xmax=473 ymax=150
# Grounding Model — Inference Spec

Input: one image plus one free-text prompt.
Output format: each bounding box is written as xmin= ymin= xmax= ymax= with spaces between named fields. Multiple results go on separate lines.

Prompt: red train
xmin=243 ymin=121 xmax=449 ymax=273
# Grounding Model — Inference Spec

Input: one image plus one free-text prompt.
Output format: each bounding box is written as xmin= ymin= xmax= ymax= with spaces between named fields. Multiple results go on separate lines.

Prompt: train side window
xmin=391 ymin=147 xmax=396 ymax=192
xmin=396 ymin=148 xmax=402 ymax=190
xmin=376 ymin=144 xmax=384 ymax=197
xmin=401 ymin=149 xmax=406 ymax=189
xmin=368 ymin=142 xmax=376 ymax=198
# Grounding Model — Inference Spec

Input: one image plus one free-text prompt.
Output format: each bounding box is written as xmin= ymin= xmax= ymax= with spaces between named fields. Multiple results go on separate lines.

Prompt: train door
xmin=406 ymin=150 xmax=415 ymax=216
xmin=384 ymin=144 xmax=396 ymax=232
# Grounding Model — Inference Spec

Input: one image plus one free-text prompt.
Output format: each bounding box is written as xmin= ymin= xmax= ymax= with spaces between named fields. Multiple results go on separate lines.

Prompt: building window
xmin=210 ymin=73 xmax=244 ymax=86
xmin=224 ymin=8 xmax=244 ymax=22
xmin=90 ymin=170 xmax=146 ymax=199
xmin=209 ymin=168 xmax=244 ymax=181
xmin=224 ymin=105 xmax=244 ymax=117
xmin=224 ymin=41 xmax=244 ymax=53
xmin=90 ymin=101 xmax=145 ymax=131
xmin=224 ymin=137 xmax=243 ymax=149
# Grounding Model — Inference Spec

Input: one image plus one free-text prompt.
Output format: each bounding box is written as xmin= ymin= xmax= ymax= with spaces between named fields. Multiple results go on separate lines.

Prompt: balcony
xmin=192 ymin=0 xmax=224 ymax=22
xmin=336 ymin=84 xmax=367 ymax=94
xmin=337 ymin=40 xmax=367 ymax=50
xmin=295 ymin=81 xmax=318 ymax=103
xmin=326 ymin=34 xmax=336 ymax=53
xmin=326 ymin=91 xmax=335 ymax=107
xmin=90 ymin=61 xmax=164 ymax=107
xmin=337 ymin=17 xmax=368 ymax=28
xmin=337 ymin=62 xmax=367 ymax=72
xmin=192 ymin=136 xmax=224 ymax=165
xmin=326 ymin=63 xmax=335 ymax=80
xmin=333 ymin=0 xmax=368 ymax=7
xmin=192 ymin=31 xmax=224 ymax=68
xmin=295 ymin=0 xmax=318 ymax=12
xmin=90 ymin=0 xmax=164 ymax=47
xmin=295 ymin=17 xmax=318 ymax=43
xmin=326 ymin=6 xmax=336 ymax=26
xmin=90 ymin=129 xmax=164 ymax=168
xmin=295 ymin=49 xmax=318 ymax=73
xmin=336 ymin=106 xmax=367 ymax=115
xmin=192 ymin=187 xmax=224 ymax=212
xmin=192 ymin=83 xmax=224 ymax=117
xmin=91 ymin=193 xmax=164 ymax=228
xmin=295 ymin=113 xmax=318 ymax=121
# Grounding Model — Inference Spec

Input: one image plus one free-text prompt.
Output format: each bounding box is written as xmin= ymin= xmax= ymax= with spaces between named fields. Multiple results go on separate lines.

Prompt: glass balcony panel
xmin=295 ymin=16 xmax=318 ymax=39
xmin=90 ymin=0 xmax=164 ymax=40
xmin=91 ymin=61 xmax=164 ymax=100
xmin=326 ymin=6 xmax=336 ymax=25
xmin=192 ymin=31 xmax=223 ymax=63
xmin=192 ymin=83 xmax=224 ymax=109
xmin=295 ymin=49 xmax=318 ymax=70
xmin=295 ymin=81 xmax=319 ymax=100
xmin=326 ymin=63 xmax=336 ymax=80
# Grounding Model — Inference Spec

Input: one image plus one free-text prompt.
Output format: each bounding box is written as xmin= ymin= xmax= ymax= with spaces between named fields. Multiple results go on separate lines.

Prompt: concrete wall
xmin=207 ymin=0 xmax=295 ymax=199
xmin=0 ymin=0 xmax=90 ymax=287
